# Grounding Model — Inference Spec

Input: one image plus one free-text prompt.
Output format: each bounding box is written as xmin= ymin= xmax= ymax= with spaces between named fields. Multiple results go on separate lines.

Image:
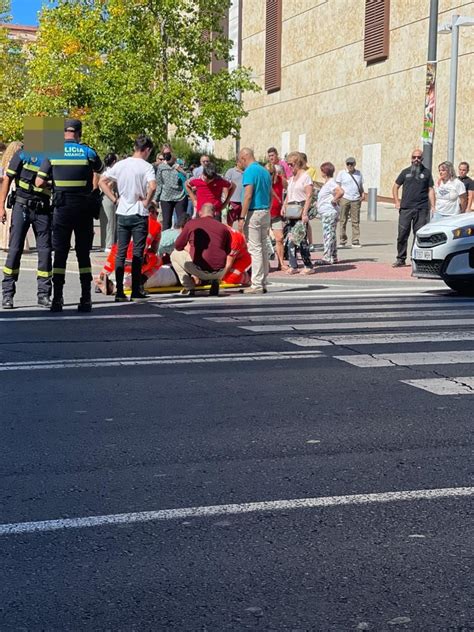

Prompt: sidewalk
xmin=8 ymin=201 xmax=412 ymax=283
xmin=269 ymin=201 xmax=417 ymax=282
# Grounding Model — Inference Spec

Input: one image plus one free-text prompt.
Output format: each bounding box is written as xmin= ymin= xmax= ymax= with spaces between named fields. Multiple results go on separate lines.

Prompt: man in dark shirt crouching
xmin=171 ymin=203 xmax=231 ymax=296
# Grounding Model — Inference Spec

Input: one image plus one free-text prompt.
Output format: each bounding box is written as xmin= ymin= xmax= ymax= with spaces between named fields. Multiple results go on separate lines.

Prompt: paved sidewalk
xmin=270 ymin=201 xmax=418 ymax=282
xmin=2 ymin=201 xmax=414 ymax=284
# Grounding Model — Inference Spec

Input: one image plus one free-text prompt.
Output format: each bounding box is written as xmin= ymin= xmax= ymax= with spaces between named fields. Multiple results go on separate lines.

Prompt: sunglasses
xmin=412 ymin=155 xmax=422 ymax=160
xmin=346 ymin=162 xmax=355 ymax=166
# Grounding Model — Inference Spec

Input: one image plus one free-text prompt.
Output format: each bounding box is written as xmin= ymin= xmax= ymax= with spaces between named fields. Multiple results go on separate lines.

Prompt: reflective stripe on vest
xmin=51 ymin=159 xmax=89 ymax=166
xmin=54 ymin=180 xmax=88 ymax=187
xmin=17 ymin=180 xmax=51 ymax=197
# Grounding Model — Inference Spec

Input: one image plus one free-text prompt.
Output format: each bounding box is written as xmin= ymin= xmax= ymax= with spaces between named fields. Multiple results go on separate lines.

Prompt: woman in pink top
xmin=283 ymin=151 xmax=314 ymax=274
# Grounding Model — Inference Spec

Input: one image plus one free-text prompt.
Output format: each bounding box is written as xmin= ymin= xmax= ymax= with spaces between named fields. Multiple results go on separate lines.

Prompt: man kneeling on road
xmin=171 ymin=203 xmax=231 ymax=296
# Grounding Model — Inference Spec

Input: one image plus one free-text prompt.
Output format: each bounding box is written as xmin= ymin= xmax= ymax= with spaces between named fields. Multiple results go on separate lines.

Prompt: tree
xmin=0 ymin=0 xmax=29 ymax=141
xmin=17 ymin=0 xmax=258 ymax=153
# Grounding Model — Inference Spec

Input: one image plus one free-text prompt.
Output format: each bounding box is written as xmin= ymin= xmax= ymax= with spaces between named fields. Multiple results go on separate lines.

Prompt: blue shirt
xmin=242 ymin=161 xmax=272 ymax=209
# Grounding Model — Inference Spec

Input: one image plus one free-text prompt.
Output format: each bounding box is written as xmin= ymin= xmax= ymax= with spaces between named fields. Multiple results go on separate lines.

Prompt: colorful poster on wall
xmin=422 ymin=62 xmax=436 ymax=144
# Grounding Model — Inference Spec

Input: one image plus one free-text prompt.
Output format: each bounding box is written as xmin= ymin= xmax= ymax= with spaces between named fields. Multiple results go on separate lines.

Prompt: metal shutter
xmin=265 ymin=0 xmax=282 ymax=92
xmin=364 ymin=0 xmax=390 ymax=63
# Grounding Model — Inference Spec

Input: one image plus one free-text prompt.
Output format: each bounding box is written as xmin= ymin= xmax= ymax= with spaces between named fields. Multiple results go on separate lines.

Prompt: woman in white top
xmin=282 ymin=151 xmax=314 ymax=274
xmin=317 ymin=162 xmax=345 ymax=264
xmin=433 ymin=161 xmax=467 ymax=222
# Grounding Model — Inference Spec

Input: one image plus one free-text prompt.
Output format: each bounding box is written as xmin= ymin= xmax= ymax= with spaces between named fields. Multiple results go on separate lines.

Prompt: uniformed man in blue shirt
xmin=36 ymin=119 xmax=103 ymax=312
xmin=0 ymin=146 xmax=53 ymax=309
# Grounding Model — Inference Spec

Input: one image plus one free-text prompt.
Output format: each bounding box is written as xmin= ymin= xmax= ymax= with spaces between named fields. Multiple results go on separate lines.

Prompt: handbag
xmin=285 ymin=203 xmax=303 ymax=219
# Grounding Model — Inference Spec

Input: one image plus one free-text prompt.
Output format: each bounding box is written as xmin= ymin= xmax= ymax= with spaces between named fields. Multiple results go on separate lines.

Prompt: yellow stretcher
xmin=125 ymin=283 xmax=241 ymax=295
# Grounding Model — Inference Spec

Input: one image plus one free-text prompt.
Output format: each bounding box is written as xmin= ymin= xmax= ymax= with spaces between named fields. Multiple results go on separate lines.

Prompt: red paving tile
xmin=269 ymin=260 xmax=416 ymax=281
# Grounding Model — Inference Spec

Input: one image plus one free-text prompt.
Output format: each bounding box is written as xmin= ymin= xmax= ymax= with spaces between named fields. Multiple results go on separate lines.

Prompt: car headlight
xmin=452 ymin=226 xmax=474 ymax=239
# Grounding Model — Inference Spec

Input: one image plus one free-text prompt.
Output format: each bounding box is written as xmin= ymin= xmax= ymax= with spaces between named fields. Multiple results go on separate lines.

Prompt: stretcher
xmin=124 ymin=283 xmax=242 ymax=295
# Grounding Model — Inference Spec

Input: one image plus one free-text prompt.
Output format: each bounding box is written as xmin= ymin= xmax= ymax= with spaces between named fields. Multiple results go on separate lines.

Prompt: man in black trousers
xmin=392 ymin=148 xmax=435 ymax=267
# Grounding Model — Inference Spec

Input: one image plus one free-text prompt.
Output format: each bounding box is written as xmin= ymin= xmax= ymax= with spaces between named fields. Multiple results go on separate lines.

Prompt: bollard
xmin=367 ymin=188 xmax=378 ymax=221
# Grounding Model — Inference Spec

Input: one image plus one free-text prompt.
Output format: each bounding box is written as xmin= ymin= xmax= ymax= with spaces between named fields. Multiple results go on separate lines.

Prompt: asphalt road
xmin=0 ymin=275 xmax=473 ymax=631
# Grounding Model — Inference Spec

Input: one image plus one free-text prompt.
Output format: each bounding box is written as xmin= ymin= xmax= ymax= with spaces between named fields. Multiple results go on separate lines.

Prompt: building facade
xmin=215 ymin=0 xmax=474 ymax=197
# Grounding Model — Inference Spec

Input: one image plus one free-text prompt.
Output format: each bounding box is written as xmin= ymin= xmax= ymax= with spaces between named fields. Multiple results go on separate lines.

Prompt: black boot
xmin=37 ymin=295 xmax=52 ymax=308
xmin=2 ymin=295 xmax=14 ymax=309
xmin=78 ymin=283 xmax=92 ymax=313
xmin=209 ymin=280 xmax=220 ymax=296
xmin=130 ymin=260 xmax=148 ymax=300
xmin=50 ymin=283 xmax=63 ymax=312
xmin=115 ymin=266 xmax=127 ymax=301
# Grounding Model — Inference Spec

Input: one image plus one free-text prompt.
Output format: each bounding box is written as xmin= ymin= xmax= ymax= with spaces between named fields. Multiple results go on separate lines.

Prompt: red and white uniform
xmin=222 ymin=228 xmax=251 ymax=285
xmin=103 ymin=216 xmax=163 ymax=280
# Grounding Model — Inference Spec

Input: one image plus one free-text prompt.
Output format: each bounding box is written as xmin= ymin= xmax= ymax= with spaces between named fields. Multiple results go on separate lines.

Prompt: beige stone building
xmin=215 ymin=0 xmax=474 ymax=197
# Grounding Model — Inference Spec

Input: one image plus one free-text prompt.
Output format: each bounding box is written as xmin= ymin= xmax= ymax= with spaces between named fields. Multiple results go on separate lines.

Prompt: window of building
xmin=265 ymin=0 xmax=282 ymax=92
xmin=364 ymin=0 xmax=390 ymax=63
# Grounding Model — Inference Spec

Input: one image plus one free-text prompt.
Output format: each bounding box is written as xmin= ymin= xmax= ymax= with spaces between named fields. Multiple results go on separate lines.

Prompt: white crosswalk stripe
xmin=170 ymin=289 xmax=474 ymax=396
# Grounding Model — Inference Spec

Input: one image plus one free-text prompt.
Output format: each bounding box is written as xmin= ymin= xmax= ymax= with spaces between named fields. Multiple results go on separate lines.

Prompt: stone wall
xmin=214 ymin=0 xmax=474 ymax=196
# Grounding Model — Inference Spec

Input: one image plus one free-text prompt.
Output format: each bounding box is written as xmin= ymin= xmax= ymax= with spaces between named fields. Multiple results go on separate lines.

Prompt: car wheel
xmin=444 ymin=278 xmax=474 ymax=296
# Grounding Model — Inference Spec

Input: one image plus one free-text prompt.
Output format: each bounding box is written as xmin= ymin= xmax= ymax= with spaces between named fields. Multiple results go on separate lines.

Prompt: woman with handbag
xmin=283 ymin=151 xmax=314 ymax=275
xmin=317 ymin=162 xmax=345 ymax=264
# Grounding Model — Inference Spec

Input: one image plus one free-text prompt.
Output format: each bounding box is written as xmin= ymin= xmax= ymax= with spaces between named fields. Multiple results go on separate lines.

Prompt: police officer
xmin=0 ymin=146 xmax=53 ymax=309
xmin=35 ymin=119 xmax=103 ymax=312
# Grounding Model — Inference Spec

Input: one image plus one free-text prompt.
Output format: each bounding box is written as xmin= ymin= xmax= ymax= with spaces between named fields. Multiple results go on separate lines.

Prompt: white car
xmin=412 ymin=213 xmax=474 ymax=295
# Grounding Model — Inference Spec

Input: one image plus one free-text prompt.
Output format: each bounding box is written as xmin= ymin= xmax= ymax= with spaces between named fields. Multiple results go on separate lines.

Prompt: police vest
xmin=6 ymin=150 xmax=51 ymax=202
xmin=38 ymin=141 xmax=103 ymax=195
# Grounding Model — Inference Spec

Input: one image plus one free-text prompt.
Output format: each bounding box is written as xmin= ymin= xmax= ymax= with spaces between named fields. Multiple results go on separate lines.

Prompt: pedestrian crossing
xmin=162 ymin=288 xmax=474 ymax=396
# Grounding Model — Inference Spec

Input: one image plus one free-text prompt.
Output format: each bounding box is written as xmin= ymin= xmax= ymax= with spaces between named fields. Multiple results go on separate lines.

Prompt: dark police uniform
xmin=2 ymin=151 xmax=52 ymax=307
xmin=38 ymin=124 xmax=103 ymax=311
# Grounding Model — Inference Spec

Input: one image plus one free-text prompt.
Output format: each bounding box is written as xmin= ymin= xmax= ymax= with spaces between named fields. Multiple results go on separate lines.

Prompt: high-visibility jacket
xmin=6 ymin=150 xmax=51 ymax=203
xmin=222 ymin=228 xmax=251 ymax=284
xmin=103 ymin=217 xmax=162 ymax=278
xmin=38 ymin=140 xmax=103 ymax=195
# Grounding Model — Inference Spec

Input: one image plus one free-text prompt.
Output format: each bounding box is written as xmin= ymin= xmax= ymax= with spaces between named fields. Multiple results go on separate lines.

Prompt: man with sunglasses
xmin=392 ymin=149 xmax=435 ymax=267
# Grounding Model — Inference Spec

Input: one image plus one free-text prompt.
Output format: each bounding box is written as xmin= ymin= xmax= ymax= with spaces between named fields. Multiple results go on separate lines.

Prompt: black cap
xmin=64 ymin=118 xmax=82 ymax=133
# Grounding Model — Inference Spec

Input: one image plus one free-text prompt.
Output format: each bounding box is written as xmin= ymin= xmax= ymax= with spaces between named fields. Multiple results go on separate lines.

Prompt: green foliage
xmin=0 ymin=0 xmax=29 ymax=141
xmin=168 ymin=137 xmax=232 ymax=174
xmin=4 ymin=0 xmax=259 ymax=153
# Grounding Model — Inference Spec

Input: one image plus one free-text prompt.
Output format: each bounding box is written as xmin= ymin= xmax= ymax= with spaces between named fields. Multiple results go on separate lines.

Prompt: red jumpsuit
xmin=102 ymin=215 xmax=162 ymax=280
xmin=222 ymin=229 xmax=251 ymax=284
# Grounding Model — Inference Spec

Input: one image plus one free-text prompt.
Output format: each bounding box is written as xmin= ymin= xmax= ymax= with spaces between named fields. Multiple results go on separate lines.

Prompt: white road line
xmin=335 ymin=350 xmax=474 ymax=368
xmin=284 ymin=332 xmax=474 ymax=347
xmin=401 ymin=377 xmax=474 ymax=395
xmin=242 ymin=318 xmax=474 ymax=333
xmin=179 ymin=300 xmax=473 ymax=316
xmin=159 ymin=288 xmax=446 ymax=308
xmin=0 ymin=350 xmax=324 ymax=372
xmin=1 ymin=486 xmax=471 ymax=536
xmin=206 ymin=309 xmax=466 ymax=323
xmin=0 ymin=314 xmax=161 ymax=322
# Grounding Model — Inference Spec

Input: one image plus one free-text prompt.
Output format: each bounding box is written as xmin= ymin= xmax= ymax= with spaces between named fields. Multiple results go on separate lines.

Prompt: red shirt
xmin=175 ymin=216 xmax=232 ymax=272
xmin=189 ymin=176 xmax=231 ymax=214
xmin=271 ymin=175 xmax=284 ymax=218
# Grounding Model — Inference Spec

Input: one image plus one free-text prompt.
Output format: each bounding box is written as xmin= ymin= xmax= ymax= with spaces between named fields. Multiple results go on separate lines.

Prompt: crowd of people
xmin=0 ymin=122 xmax=473 ymax=309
